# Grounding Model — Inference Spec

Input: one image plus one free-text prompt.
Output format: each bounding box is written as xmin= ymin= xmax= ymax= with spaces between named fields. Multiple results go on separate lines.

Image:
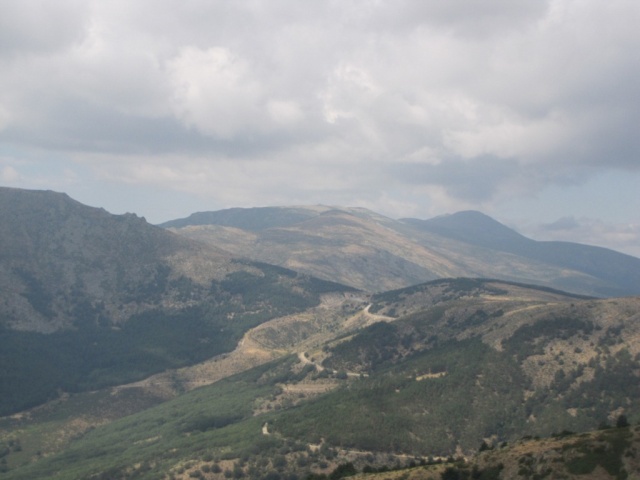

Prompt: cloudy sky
xmin=1 ymin=1 xmax=639 ymax=256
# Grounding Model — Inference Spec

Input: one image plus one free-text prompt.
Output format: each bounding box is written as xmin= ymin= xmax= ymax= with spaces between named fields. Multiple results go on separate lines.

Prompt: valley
xmin=2 ymin=278 xmax=639 ymax=479
xmin=1 ymin=187 xmax=639 ymax=479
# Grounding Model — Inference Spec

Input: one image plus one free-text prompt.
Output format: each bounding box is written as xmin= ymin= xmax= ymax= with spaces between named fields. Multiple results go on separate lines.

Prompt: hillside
xmin=355 ymin=424 xmax=640 ymax=480
xmin=162 ymin=206 xmax=640 ymax=297
xmin=0 ymin=187 xmax=353 ymax=416
xmin=272 ymin=279 xmax=640 ymax=455
xmin=163 ymin=206 xmax=449 ymax=292
xmin=2 ymin=278 xmax=639 ymax=479
xmin=2 ymin=188 xmax=639 ymax=479
xmin=0 ymin=187 xmax=232 ymax=333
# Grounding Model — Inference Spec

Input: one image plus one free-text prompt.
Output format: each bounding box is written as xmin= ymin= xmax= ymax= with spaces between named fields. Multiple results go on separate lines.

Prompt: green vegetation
xmin=323 ymin=306 xmax=446 ymax=373
xmin=0 ymin=305 xmax=252 ymax=415
xmin=15 ymin=269 xmax=55 ymax=318
xmin=301 ymin=290 xmax=640 ymax=454
xmin=565 ymin=428 xmax=632 ymax=478
xmin=1 ymin=360 xmax=285 ymax=479
xmin=275 ymin=339 xmax=528 ymax=455
xmin=369 ymin=277 xmax=590 ymax=314
xmin=369 ymin=278 xmax=503 ymax=311
xmin=503 ymin=316 xmax=595 ymax=361
xmin=323 ymin=321 xmax=402 ymax=371
xmin=3 ymin=356 xmax=399 ymax=479
xmin=0 ymin=262 xmax=350 ymax=416
xmin=523 ymin=348 xmax=640 ymax=434
xmin=3 ymin=304 xmax=640 ymax=478
xmin=3 ymin=268 xmax=640 ymax=478
xmin=7 ymin=189 xmax=640 ymax=478
xmin=440 ymin=463 xmax=504 ymax=480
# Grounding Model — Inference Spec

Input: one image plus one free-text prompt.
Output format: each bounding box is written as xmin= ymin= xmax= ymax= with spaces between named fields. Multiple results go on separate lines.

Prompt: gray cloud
xmin=527 ymin=217 xmax=640 ymax=258
xmin=541 ymin=216 xmax=581 ymax=231
xmin=0 ymin=0 xmax=89 ymax=56
xmin=0 ymin=0 xmax=638 ymax=254
xmin=391 ymin=156 xmax=525 ymax=204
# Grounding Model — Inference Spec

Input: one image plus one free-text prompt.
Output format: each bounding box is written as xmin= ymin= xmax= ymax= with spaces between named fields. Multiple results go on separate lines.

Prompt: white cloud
xmin=321 ymin=64 xmax=382 ymax=123
xmin=0 ymin=0 xmax=89 ymax=57
xmin=168 ymin=46 xmax=264 ymax=139
xmin=0 ymin=165 xmax=20 ymax=182
xmin=0 ymin=0 xmax=638 ymax=251
xmin=442 ymin=110 xmax=569 ymax=161
xmin=0 ymin=104 xmax=11 ymax=131
xmin=530 ymin=216 xmax=640 ymax=258
xmin=267 ymin=100 xmax=304 ymax=125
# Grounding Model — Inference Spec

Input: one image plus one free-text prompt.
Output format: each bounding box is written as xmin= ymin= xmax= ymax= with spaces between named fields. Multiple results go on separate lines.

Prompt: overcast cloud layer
xmin=1 ymin=0 xmax=639 ymax=256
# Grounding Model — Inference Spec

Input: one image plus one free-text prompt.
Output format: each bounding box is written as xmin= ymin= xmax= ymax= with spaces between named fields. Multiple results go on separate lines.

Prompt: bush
xmin=441 ymin=467 xmax=463 ymax=480
xmin=616 ymin=414 xmax=630 ymax=428
xmin=329 ymin=462 xmax=357 ymax=479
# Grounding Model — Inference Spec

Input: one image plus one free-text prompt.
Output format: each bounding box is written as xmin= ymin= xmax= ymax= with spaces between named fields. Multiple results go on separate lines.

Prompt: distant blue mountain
xmin=402 ymin=211 xmax=640 ymax=297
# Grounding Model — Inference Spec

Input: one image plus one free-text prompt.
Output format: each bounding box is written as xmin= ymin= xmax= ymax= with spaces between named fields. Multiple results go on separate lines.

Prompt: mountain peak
xmin=402 ymin=210 xmax=529 ymax=250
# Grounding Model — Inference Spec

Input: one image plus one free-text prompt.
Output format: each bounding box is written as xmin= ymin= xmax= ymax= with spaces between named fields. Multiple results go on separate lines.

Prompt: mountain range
xmin=162 ymin=205 xmax=640 ymax=297
xmin=1 ymin=186 xmax=639 ymax=479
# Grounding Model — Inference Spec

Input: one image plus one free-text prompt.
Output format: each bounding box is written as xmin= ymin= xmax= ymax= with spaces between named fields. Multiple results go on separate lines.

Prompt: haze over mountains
xmin=1 ymin=186 xmax=640 ymax=479
xmin=162 ymin=205 xmax=640 ymax=297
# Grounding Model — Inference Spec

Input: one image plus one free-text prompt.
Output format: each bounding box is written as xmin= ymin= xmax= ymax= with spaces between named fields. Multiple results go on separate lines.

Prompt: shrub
xmin=616 ymin=415 xmax=630 ymax=428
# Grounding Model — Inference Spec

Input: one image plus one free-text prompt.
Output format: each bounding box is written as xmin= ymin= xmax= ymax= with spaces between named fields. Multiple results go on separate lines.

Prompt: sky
xmin=1 ymin=1 xmax=639 ymax=257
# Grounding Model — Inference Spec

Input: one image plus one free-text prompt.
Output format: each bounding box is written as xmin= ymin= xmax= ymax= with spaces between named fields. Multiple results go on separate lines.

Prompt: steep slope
xmin=0 ymin=187 xmax=353 ymax=415
xmin=163 ymin=206 xmax=640 ymax=297
xmin=0 ymin=187 xmax=232 ymax=332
